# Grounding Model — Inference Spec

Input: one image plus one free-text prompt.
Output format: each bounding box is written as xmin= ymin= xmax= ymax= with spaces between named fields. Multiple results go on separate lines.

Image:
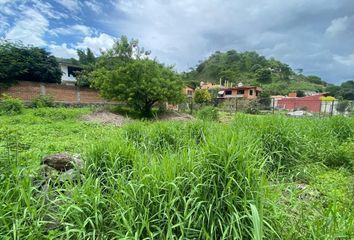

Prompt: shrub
xmin=245 ymin=100 xmax=260 ymax=114
xmin=193 ymin=89 xmax=212 ymax=104
xmin=31 ymin=95 xmax=54 ymax=108
xmin=0 ymin=94 xmax=24 ymax=115
xmin=196 ymin=106 xmax=219 ymax=121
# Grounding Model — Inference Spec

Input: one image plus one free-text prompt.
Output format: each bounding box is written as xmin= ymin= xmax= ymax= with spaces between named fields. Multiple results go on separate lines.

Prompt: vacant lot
xmin=0 ymin=108 xmax=353 ymax=239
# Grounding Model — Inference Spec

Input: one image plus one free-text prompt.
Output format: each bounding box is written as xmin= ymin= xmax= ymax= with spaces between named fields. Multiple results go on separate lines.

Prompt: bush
xmin=0 ymin=94 xmax=24 ymax=115
xmin=245 ymin=100 xmax=260 ymax=114
xmin=196 ymin=106 xmax=219 ymax=121
xmin=193 ymin=89 xmax=212 ymax=104
xmin=31 ymin=95 xmax=54 ymax=108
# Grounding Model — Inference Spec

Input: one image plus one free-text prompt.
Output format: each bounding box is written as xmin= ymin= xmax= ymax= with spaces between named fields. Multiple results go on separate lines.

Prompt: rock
xmin=58 ymin=168 xmax=83 ymax=183
xmin=296 ymin=183 xmax=307 ymax=190
xmin=33 ymin=152 xmax=84 ymax=231
xmin=41 ymin=153 xmax=84 ymax=172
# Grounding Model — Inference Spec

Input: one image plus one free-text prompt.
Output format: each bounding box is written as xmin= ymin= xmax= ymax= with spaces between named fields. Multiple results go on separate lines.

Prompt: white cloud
xmin=5 ymin=9 xmax=49 ymax=46
xmin=54 ymin=0 xmax=80 ymax=12
xmin=50 ymin=33 xmax=115 ymax=59
xmin=32 ymin=0 xmax=68 ymax=19
xmin=50 ymin=24 xmax=93 ymax=36
xmin=84 ymin=0 xmax=102 ymax=13
xmin=0 ymin=15 xmax=9 ymax=34
xmin=48 ymin=43 xmax=78 ymax=59
xmin=333 ymin=54 xmax=354 ymax=67
xmin=326 ymin=16 xmax=350 ymax=37
xmin=76 ymin=33 xmax=115 ymax=55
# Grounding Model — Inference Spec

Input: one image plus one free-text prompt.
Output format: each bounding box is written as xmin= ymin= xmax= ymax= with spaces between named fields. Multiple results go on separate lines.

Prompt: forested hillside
xmin=183 ymin=50 xmax=329 ymax=95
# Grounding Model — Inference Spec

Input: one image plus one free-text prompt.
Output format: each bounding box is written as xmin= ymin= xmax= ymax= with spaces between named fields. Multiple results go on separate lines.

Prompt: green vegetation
xmin=326 ymin=80 xmax=354 ymax=100
xmin=0 ymin=94 xmax=24 ymax=115
xmin=183 ymin=50 xmax=329 ymax=95
xmin=75 ymin=48 xmax=97 ymax=87
xmin=193 ymin=88 xmax=212 ymax=104
xmin=31 ymin=95 xmax=55 ymax=108
xmin=0 ymin=108 xmax=353 ymax=239
xmin=90 ymin=36 xmax=183 ymax=117
xmin=0 ymin=41 xmax=62 ymax=87
xmin=196 ymin=106 xmax=219 ymax=121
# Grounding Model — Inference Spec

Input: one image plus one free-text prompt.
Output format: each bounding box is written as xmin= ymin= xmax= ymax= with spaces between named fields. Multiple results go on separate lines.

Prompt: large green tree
xmin=91 ymin=59 xmax=183 ymax=117
xmin=0 ymin=41 xmax=61 ymax=88
xmin=90 ymin=36 xmax=183 ymax=117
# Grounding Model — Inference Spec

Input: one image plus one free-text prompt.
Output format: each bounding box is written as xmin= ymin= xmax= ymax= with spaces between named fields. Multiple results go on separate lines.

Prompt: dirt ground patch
xmin=82 ymin=111 xmax=130 ymax=127
xmin=158 ymin=111 xmax=194 ymax=121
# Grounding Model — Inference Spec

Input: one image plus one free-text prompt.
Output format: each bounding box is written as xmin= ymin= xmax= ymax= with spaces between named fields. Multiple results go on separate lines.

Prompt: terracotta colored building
xmin=183 ymin=86 xmax=195 ymax=97
xmin=200 ymin=82 xmax=221 ymax=90
xmin=277 ymin=93 xmax=330 ymax=112
xmin=218 ymin=85 xmax=262 ymax=100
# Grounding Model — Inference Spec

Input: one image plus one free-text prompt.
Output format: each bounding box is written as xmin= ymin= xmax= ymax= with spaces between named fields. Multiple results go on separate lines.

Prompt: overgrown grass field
xmin=0 ymin=108 xmax=353 ymax=239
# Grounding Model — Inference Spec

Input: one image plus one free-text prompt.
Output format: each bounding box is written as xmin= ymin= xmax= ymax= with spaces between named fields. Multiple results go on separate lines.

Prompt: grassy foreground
xmin=0 ymin=108 xmax=353 ymax=239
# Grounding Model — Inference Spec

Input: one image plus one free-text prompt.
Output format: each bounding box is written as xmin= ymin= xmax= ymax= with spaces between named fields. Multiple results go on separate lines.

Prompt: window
xmin=67 ymin=66 xmax=82 ymax=77
xmin=187 ymin=90 xmax=193 ymax=96
xmin=237 ymin=90 xmax=244 ymax=95
xmin=249 ymin=90 xmax=253 ymax=95
xmin=256 ymin=91 xmax=259 ymax=96
xmin=225 ymin=90 xmax=232 ymax=95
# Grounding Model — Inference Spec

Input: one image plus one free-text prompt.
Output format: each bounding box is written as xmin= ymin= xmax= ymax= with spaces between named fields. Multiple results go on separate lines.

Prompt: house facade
xmin=59 ymin=61 xmax=82 ymax=85
xmin=218 ymin=85 xmax=262 ymax=100
xmin=183 ymin=86 xmax=195 ymax=97
xmin=200 ymin=82 xmax=221 ymax=90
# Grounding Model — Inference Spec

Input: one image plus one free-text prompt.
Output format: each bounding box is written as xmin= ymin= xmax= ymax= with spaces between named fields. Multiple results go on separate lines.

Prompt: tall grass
xmin=0 ymin=110 xmax=353 ymax=239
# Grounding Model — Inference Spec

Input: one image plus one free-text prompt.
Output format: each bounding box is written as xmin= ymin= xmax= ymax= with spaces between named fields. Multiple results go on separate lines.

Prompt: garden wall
xmin=0 ymin=81 xmax=106 ymax=104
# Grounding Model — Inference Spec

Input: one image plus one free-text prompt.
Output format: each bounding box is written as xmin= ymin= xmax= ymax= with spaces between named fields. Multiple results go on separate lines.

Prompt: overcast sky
xmin=1 ymin=0 xmax=353 ymax=84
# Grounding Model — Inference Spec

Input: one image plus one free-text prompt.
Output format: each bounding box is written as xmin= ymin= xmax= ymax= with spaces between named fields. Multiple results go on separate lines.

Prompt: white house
xmin=58 ymin=61 xmax=82 ymax=85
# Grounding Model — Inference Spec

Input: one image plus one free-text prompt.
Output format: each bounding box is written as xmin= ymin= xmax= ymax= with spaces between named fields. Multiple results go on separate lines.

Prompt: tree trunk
xmin=141 ymin=101 xmax=156 ymax=118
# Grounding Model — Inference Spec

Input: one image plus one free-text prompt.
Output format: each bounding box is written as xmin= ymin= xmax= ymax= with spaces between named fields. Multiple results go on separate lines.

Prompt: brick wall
xmin=277 ymin=94 xmax=326 ymax=112
xmin=0 ymin=81 xmax=106 ymax=104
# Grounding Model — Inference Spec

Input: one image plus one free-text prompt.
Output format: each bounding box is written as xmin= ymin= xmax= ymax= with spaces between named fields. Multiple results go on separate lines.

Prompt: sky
xmin=0 ymin=0 xmax=354 ymax=84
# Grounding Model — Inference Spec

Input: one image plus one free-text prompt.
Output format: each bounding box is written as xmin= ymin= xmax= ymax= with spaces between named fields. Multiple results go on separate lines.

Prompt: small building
xmin=217 ymin=83 xmax=262 ymax=100
xmin=277 ymin=93 xmax=332 ymax=112
xmin=200 ymin=82 xmax=221 ymax=90
xmin=58 ymin=60 xmax=82 ymax=85
xmin=183 ymin=86 xmax=195 ymax=97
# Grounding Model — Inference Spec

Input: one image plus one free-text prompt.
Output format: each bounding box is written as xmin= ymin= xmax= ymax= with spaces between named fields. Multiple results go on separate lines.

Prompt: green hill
xmin=183 ymin=50 xmax=328 ymax=95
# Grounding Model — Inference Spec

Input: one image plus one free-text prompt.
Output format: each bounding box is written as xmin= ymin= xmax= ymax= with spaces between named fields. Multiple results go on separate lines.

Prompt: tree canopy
xmin=90 ymin=36 xmax=183 ymax=117
xmin=193 ymin=89 xmax=212 ymax=104
xmin=0 ymin=41 xmax=61 ymax=88
xmin=182 ymin=50 xmax=328 ymax=95
xmin=75 ymin=48 xmax=97 ymax=87
xmin=326 ymin=80 xmax=354 ymax=100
